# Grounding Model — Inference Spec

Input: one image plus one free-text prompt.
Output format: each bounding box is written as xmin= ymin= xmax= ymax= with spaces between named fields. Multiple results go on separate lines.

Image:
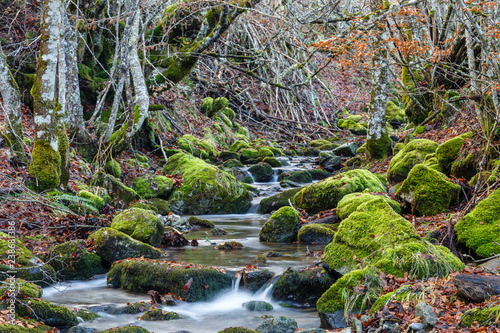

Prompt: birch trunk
xmin=0 ymin=45 xmax=27 ymax=163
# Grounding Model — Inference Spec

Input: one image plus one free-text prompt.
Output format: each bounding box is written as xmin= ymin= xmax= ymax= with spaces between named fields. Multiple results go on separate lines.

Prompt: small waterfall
xmin=271 ymin=170 xmax=279 ymax=182
xmin=232 ymin=273 xmax=242 ymax=292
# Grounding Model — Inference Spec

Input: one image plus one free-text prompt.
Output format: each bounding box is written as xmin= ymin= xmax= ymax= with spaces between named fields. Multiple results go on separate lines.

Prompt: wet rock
xmin=262 ymin=157 xmax=282 ymax=167
xmin=255 ymin=253 xmax=267 ymax=264
xmin=259 ymin=207 xmax=299 ymax=243
xmin=318 ymin=152 xmax=342 ymax=172
xmin=207 ymin=228 xmax=227 ymax=236
xmin=415 ymin=301 xmax=438 ymax=328
xmin=49 ymin=239 xmax=106 ymax=280
xmin=258 ymin=187 xmax=302 ymax=214
xmin=68 ymin=327 xmax=98 ymax=333
xmin=277 ymin=157 xmax=290 ymax=166
xmin=107 ymin=258 xmax=232 ymax=302
xmin=162 ymin=228 xmax=190 ymax=247
xmin=163 ymin=153 xmax=251 ymax=214
xmin=309 ymin=215 xmax=338 ymax=225
xmin=279 ymin=179 xmax=303 ymax=188
xmin=140 ymin=309 xmax=181 ymax=321
xmin=240 ymin=267 xmax=274 ymax=292
xmin=217 ymin=328 xmax=257 ymax=333
xmin=216 ymin=241 xmax=243 ymax=250
xmin=256 ymin=316 xmax=298 ymax=333
xmin=223 ymin=158 xmax=244 ymax=168
xmin=161 ymin=214 xmax=191 ymax=232
xmin=298 ymin=224 xmax=335 ymax=245
xmin=266 ymin=251 xmax=284 ymax=257
xmin=16 ymin=299 xmax=79 ymax=328
xmin=89 ymin=228 xmax=163 ymax=267
xmin=111 ymin=208 xmax=165 ymax=247
xmin=272 ymin=264 xmax=336 ymax=304
xmin=318 ymin=310 xmax=347 ymax=329
xmin=75 ymin=309 xmax=101 ymax=321
xmin=248 ymin=162 xmax=274 ymax=182
xmin=309 ymin=169 xmax=330 ymax=180
xmin=188 ymin=216 xmax=215 ymax=228
xmin=333 ymin=143 xmax=358 ymax=157
xmin=242 ymin=300 xmax=273 ymax=311
xmin=102 ymin=326 xmax=149 ymax=333
xmin=278 ymin=170 xmax=312 ymax=183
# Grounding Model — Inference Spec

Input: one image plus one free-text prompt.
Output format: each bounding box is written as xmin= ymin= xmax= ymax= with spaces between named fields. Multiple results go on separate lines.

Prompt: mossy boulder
xmin=131 ymin=175 xmax=174 ymax=199
xmin=177 ymin=134 xmax=215 ymax=159
xmin=272 ymin=265 xmax=336 ymax=304
xmin=435 ymin=133 xmax=472 ymax=174
xmin=294 ymin=169 xmax=386 ymax=214
xmin=279 ymin=170 xmax=312 ymax=184
xmin=240 ymin=268 xmax=274 ymax=292
xmin=217 ymin=328 xmax=258 ymax=333
xmin=336 ymin=192 xmax=401 ymax=220
xmin=88 ymin=228 xmax=163 ymax=267
xmin=316 ymin=268 xmax=384 ymax=329
xmin=145 ymin=198 xmax=171 ymax=215
xmin=323 ymin=198 xmax=420 ymax=272
xmin=111 ymin=208 xmax=165 ymax=247
xmin=223 ymin=158 xmax=244 ymax=168
xmin=0 ymin=278 xmax=42 ymax=298
xmin=188 ymin=216 xmax=215 ymax=228
xmin=105 ymin=159 xmax=121 ymax=178
xmin=248 ymin=162 xmax=273 ymax=182
xmin=259 ymin=207 xmax=299 ymax=243
xmin=395 ymin=164 xmax=460 ymax=216
xmin=386 ymin=100 xmax=406 ymax=124
xmin=0 ymin=324 xmax=56 ymax=333
xmin=163 ymin=153 xmax=252 ymax=214
xmin=219 ymin=151 xmax=240 ymax=161
xmin=258 ymin=187 xmax=302 ymax=214
xmin=256 ymin=316 xmax=298 ymax=333
xmin=140 ymin=309 xmax=181 ymax=320
xmin=374 ymin=240 xmax=464 ymax=279
xmin=262 ymin=156 xmax=282 ymax=167
xmin=337 ymin=119 xmax=367 ymax=135
xmin=75 ymin=308 xmax=101 ymax=321
xmin=455 ymin=188 xmax=500 ymax=257
xmin=451 ymin=152 xmax=477 ymax=181
xmin=16 ymin=299 xmax=78 ymax=327
xmin=49 ymin=239 xmax=105 ymax=280
xmin=92 ymin=172 xmax=140 ymax=204
xmin=242 ymin=300 xmax=273 ymax=311
xmin=297 ymin=224 xmax=336 ymax=245
xmin=229 ymin=140 xmax=251 ymax=152
xmin=216 ymin=241 xmax=244 ymax=250
xmin=460 ymin=304 xmax=500 ymax=327
xmin=77 ymin=190 xmax=105 ymax=210
xmin=387 ymin=139 xmax=438 ymax=184
xmin=0 ymin=233 xmax=56 ymax=286
xmin=309 ymin=169 xmax=330 ymax=180
xmin=102 ymin=326 xmax=149 ymax=333
xmin=107 ymin=258 xmax=232 ymax=302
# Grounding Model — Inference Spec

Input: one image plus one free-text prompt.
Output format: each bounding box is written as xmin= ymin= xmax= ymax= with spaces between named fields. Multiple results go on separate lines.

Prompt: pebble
xmin=409 ymin=322 xmax=424 ymax=331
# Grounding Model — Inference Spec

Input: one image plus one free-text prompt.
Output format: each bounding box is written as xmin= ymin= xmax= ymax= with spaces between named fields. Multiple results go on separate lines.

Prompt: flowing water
xmin=44 ymin=157 xmax=326 ymax=332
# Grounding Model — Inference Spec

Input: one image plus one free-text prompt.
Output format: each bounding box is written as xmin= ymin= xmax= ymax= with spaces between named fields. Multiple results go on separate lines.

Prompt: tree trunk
xmin=0 ymin=45 xmax=27 ymax=164
xmin=453 ymin=274 xmax=500 ymax=303
xmin=366 ymin=31 xmax=391 ymax=160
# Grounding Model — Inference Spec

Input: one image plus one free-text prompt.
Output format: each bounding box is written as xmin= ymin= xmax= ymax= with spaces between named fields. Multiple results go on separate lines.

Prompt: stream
xmin=44 ymin=157 xmax=327 ymax=332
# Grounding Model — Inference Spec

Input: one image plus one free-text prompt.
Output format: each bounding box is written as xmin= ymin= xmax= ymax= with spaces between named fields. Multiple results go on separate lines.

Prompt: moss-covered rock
xmin=111 ymin=208 xmax=165 ymax=247
xmin=145 ymin=198 xmax=171 ymax=215
xmin=219 ymin=151 xmax=240 ymax=161
xmin=217 ymin=328 xmax=258 ymax=333
xmin=92 ymin=172 xmax=140 ymax=204
xmin=242 ymin=300 xmax=273 ymax=311
xmin=309 ymin=169 xmax=330 ymax=180
xmin=386 ymin=100 xmax=406 ymax=124
xmin=248 ymin=162 xmax=273 ymax=182
xmin=336 ymin=192 xmax=400 ymax=220
xmin=107 ymin=258 xmax=232 ymax=301
xmin=163 ymin=153 xmax=252 ymax=214
xmin=279 ymin=170 xmax=312 ymax=184
xmin=369 ymin=285 xmax=418 ymax=314
xmin=105 ymin=159 xmax=121 ymax=178
xmin=387 ymin=139 xmax=438 ymax=184
xmin=0 ymin=324 xmax=66 ymax=332
xmin=16 ymin=299 xmax=78 ymax=327
xmin=75 ymin=308 xmax=101 ymax=321
xmin=435 ymin=133 xmax=472 ymax=174
xmin=188 ymin=216 xmax=215 ymax=228
xmin=272 ymin=265 xmax=336 ymax=304
xmin=102 ymin=326 xmax=149 ymax=333
xmin=88 ymin=228 xmax=163 ymax=267
xmin=316 ymin=268 xmax=384 ymax=329
xmin=0 ymin=278 xmax=42 ymax=298
xmin=177 ymin=134 xmax=215 ymax=159
xmin=49 ymin=239 xmax=105 ymax=280
xmin=395 ymin=164 xmax=460 ymax=216
xmin=323 ymin=198 xmax=420 ymax=272
xmin=337 ymin=119 xmax=367 ymax=135
xmin=262 ymin=157 xmax=281 ymax=167
xmin=294 ymin=169 xmax=386 ymax=214
xmin=240 ymin=268 xmax=274 ymax=292
xmin=216 ymin=241 xmax=244 ymax=250
xmin=229 ymin=140 xmax=251 ymax=153
xmin=455 ymin=188 xmax=500 ymax=257
xmin=239 ymin=148 xmax=260 ymax=164
xmin=77 ymin=190 xmax=105 ymax=210
xmin=140 ymin=309 xmax=181 ymax=321
xmin=374 ymin=240 xmax=464 ymax=279
xmin=297 ymin=224 xmax=336 ymax=245
xmin=223 ymin=158 xmax=244 ymax=168
xmin=0 ymin=233 xmax=56 ymax=286
xmin=259 ymin=207 xmax=299 ymax=242
xmin=258 ymin=188 xmax=302 ymax=214
xmin=131 ymin=175 xmax=174 ymax=199
xmin=451 ymin=152 xmax=477 ymax=181
xmin=460 ymin=304 xmax=500 ymax=327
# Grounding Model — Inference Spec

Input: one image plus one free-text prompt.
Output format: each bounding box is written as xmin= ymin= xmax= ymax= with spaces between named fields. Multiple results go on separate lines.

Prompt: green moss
xmin=455 ymin=188 xmax=500 ymax=257
xmin=374 ymin=240 xmax=464 ymax=279
xmin=297 ymin=224 xmax=336 ymax=245
xmin=346 ymin=115 xmax=362 ymax=123
xmin=235 ymin=123 xmax=250 ymax=140
xmin=229 ymin=140 xmax=251 ymax=152
xmin=259 ymin=206 xmax=299 ymax=242
xmin=140 ymin=309 xmax=181 ymax=320
xmin=268 ymin=147 xmax=282 ymax=156
xmin=293 ymin=169 xmax=386 ymax=214
xmin=0 ymin=324 xmax=56 ymax=332
xmin=316 ymin=268 xmax=383 ymax=314
xmin=436 ymin=133 xmax=472 ymax=174
xmin=258 ymin=187 xmax=302 ymax=214
xmin=386 ymin=100 xmax=406 ymax=123
xmin=248 ymin=162 xmax=273 ymax=182
xmin=216 ymin=241 xmax=244 ymax=250
xmin=77 ymin=190 xmax=105 ymax=209
xmin=107 ymin=258 xmax=232 ymax=302
xmin=223 ymin=159 xmax=244 ymax=168
xmin=88 ymin=228 xmax=163 ymax=267
xmin=163 ymin=153 xmax=251 ymax=214
xmin=0 ymin=232 xmax=36 ymax=266
xmin=366 ymin=131 xmax=392 ymax=160
xmin=262 ymin=157 xmax=281 ymax=167
xmin=75 ymin=308 xmax=101 ymax=321
xmin=188 ymin=216 xmax=215 ymax=228
xmin=131 ymin=175 xmax=174 ymax=199
xmin=387 ymin=139 xmax=438 ymax=183
xmin=369 ymin=285 xmax=421 ymax=314
xmin=451 ymin=152 xmax=477 ymax=180
xmin=0 ymin=278 xmax=42 ymax=298
xmin=133 ymin=198 xmax=170 ymax=215
xmin=49 ymin=239 xmax=105 ymax=280
xmin=91 ymin=172 xmax=140 ymax=204
xmin=310 ymin=139 xmax=333 ymax=148
xmin=111 ymin=208 xmax=165 ymax=247
xmin=177 ymin=134 xmax=215 ymax=159
xmin=395 ymin=164 xmax=460 ymax=216
xmin=102 ymin=326 xmax=150 ymax=333
xmin=309 ymin=169 xmax=330 ymax=180
xmin=279 ymin=170 xmax=312 ymax=183
xmin=201 ymin=97 xmax=214 ymax=115
xmin=217 ymin=328 xmax=258 ymax=333
xmin=16 ymin=299 xmax=78 ymax=327
xmin=323 ymin=198 xmax=420 ymax=271
xmin=337 ymin=192 xmax=401 ymax=220
xmin=29 ymin=140 xmax=61 ymax=191
xmin=240 ymin=148 xmax=260 ymax=162
xmin=460 ymin=305 xmax=500 ymax=327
